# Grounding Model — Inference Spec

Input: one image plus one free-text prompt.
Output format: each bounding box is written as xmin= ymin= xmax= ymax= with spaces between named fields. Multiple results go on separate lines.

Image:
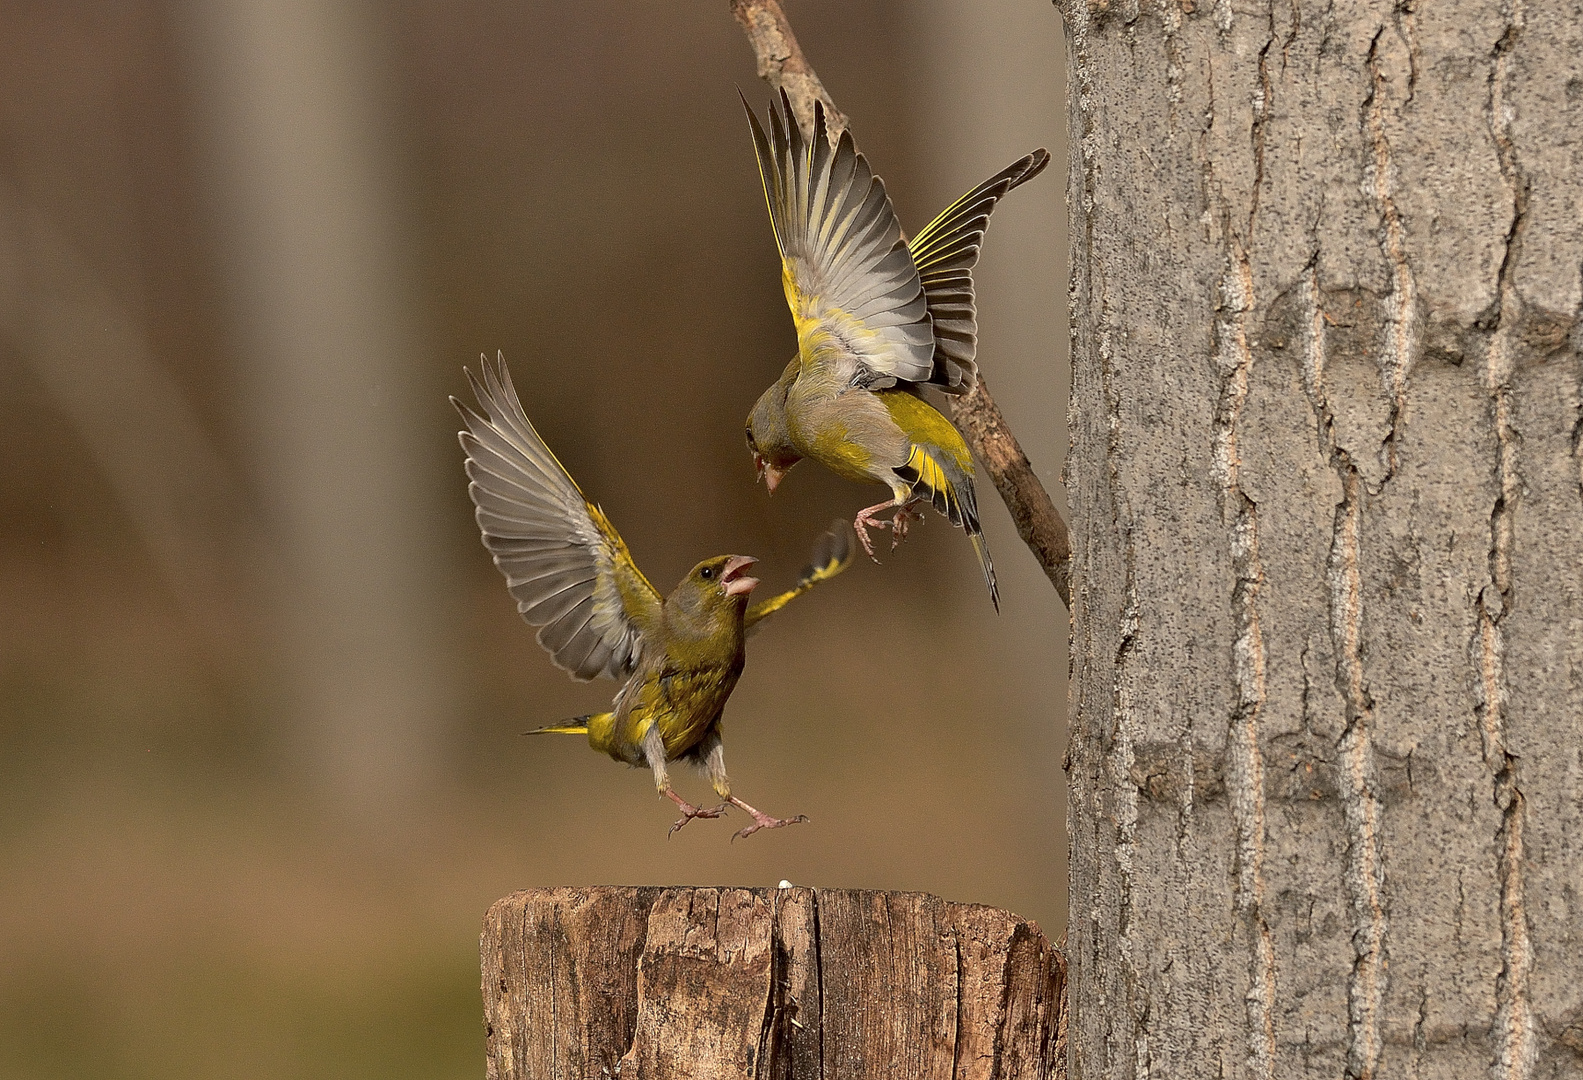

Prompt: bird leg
xmin=855 ymin=497 xmax=928 ymax=559
xmin=696 ymin=731 xmax=806 ymax=842
xmin=887 ymin=499 xmax=926 ymax=550
xmin=726 ymin=796 xmax=809 ymax=842
xmin=645 ymin=725 xmax=727 ymax=837
xmin=853 ymin=497 xmax=904 ymax=562
xmin=664 ymin=788 xmax=729 ymax=837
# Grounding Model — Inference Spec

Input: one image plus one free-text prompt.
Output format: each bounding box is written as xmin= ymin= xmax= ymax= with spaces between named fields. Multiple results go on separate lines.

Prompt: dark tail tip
xmin=969 ymin=528 xmax=999 ymax=612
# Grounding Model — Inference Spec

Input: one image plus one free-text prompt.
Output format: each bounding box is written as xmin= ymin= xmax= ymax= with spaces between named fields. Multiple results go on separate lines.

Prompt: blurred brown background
xmin=0 ymin=1 xmax=1067 ymax=1076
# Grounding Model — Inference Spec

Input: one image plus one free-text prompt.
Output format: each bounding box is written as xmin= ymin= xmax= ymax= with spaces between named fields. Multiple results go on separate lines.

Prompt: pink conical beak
xmin=720 ymin=555 xmax=759 ymax=596
xmin=763 ymin=465 xmax=786 ymax=493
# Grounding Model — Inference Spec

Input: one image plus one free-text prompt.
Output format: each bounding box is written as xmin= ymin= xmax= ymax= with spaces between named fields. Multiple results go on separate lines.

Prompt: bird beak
xmin=720 ymin=555 xmax=759 ymax=597
xmin=753 ymin=453 xmax=767 ymax=484
xmin=763 ymin=464 xmax=786 ymax=494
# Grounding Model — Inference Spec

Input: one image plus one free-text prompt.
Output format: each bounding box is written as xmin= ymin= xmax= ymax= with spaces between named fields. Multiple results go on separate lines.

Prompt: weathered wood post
xmin=481 ymin=887 xmax=1067 ymax=1079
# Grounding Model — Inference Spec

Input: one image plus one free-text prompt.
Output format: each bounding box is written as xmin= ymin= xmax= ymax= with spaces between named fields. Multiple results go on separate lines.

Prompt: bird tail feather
xmin=524 ymin=713 xmax=607 ymax=736
xmin=895 ymin=444 xmax=999 ymax=612
xmin=968 ymin=528 xmax=1000 ymax=614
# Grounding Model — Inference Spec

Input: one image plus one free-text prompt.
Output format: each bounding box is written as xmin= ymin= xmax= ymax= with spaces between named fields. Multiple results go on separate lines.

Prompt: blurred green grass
xmin=0 ymin=953 xmax=479 ymax=1080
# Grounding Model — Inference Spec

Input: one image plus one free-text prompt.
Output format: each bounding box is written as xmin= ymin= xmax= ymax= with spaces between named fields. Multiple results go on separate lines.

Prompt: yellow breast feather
xmin=650 ymin=667 xmax=738 ymax=758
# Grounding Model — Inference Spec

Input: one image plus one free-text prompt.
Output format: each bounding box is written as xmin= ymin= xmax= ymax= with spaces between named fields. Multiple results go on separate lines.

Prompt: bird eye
xmin=745 ymin=429 xmax=757 ymax=453
xmin=700 ymin=566 xmax=714 ymax=580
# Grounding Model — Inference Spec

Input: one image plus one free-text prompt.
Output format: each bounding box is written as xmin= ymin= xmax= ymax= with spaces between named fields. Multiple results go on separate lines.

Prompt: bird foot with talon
xmin=888 ymin=502 xmax=925 ymax=550
xmin=853 ymin=500 xmax=902 ymax=563
xmin=665 ymin=792 xmax=729 ymax=837
xmin=726 ymin=796 xmax=809 ymax=841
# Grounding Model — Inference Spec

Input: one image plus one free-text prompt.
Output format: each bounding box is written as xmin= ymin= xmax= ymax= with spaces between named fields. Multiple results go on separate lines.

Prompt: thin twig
xmin=730 ymin=0 xmax=1072 ymax=610
xmin=729 ymin=0 xmax=847 ymax=140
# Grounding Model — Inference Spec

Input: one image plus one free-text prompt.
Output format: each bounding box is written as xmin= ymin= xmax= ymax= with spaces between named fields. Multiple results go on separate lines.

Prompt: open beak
xmin=720 ymin=555 xmax=759 ymax=597
xmin=754 ymin=454 xmax=787 ymax=494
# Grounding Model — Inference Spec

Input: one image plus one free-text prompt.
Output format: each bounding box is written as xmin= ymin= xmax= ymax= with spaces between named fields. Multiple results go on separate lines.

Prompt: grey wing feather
xmin=744 ymin=90 xmax=935 ymax=385
xmin=454 ymin=353 xmax=661 ymax=681
xmin=908 ymin=148 xmax=1051 ymax=392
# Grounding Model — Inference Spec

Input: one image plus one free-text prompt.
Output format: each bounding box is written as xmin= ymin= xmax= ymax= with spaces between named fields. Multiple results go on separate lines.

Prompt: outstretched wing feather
xmin=744 ymin=520 xmax=857 ymax=633
xmin=907 ymin=148 xmax=1051 ymax=392
xmin=455 ymin=354 xmax=661 ymax=681
xmin=744 ymin=90 xmax=935 ymax=384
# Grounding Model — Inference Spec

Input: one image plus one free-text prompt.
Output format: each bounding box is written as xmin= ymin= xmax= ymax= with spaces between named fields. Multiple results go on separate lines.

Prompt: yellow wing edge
xmin=585 ymin=500 xmax=664 ymax=633
xmin=746 ymin=520 xmax=856 ymax=632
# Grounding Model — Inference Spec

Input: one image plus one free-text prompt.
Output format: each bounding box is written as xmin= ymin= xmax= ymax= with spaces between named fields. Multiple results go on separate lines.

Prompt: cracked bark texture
xmin=481 ymin=887 xmax=1067 ymax=1079
xmin=1059 ymin=1 xmax=1583 ymax=1078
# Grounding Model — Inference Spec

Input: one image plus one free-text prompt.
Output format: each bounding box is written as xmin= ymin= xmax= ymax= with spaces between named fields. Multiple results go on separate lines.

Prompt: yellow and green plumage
xmin=455 ymin=354 xmax=854 ymax=839
xmin=742 ymin=90 xmax=1050 ymax=611
xmin=522 ymin=522 xmax=853 ymax=756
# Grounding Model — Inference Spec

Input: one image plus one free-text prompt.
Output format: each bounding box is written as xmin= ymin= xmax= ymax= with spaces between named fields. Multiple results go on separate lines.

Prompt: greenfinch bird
xmin=454 ymin=354 xmax=853 ymax=839
xmin=742 ymin=90 xmax=1050 ymax=610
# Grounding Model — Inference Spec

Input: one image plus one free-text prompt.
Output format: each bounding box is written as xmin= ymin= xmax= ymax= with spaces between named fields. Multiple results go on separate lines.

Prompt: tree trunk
xmin=1060 ymin=2 xmax=1583 ymax=1078
xmin=177 ymin=0 xmax=454 ymax=824
xmin=481 ymin=887 xmax=1067 ymax=1078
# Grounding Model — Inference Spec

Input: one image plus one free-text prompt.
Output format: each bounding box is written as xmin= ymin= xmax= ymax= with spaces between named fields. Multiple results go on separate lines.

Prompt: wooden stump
xmin=482 ymin=886 xmax=1067 ymax=1079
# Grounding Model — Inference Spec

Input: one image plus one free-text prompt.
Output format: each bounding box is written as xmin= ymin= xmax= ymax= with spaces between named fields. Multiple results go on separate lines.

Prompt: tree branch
xmin=730 ymin=0 xmax=1072 ymax=610
xmin=950 ymin=374 xmax=1072 ymax=605
xmin=729 ymin=0 xmax=848 ymax=140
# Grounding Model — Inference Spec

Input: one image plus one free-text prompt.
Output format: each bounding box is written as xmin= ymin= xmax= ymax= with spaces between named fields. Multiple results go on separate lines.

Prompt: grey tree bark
xmin=1060 ymin=2 xmax=1583 ymax=1078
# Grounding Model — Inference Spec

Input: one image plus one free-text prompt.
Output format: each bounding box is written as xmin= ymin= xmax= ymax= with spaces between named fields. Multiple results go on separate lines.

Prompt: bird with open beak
xmin=455 ymin=354 xmax=854 ymax=838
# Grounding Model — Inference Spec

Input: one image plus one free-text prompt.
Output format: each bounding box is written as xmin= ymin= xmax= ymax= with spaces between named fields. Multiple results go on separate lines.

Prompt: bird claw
xmin=666 ymin=801 xmax=729 ymax=838
xmin=854 ymin=500 xmax=924 ymax=562
xmin=888 ymin=504 xmax=924 ymax=551
xmin=731 ymin=812 xmax=809 ymax=843
xmin=853 ymin=514 xmax=884 ymax=563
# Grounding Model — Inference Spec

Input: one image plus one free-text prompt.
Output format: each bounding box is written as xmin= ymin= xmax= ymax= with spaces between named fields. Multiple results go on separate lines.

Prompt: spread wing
xmin=908 ymin=149 xmax=1050 ymax=393
xmin=745 ymin=520 xmax=856 ymax=633
xmin=744 ymin=89 xmax=935 ymax=388
xmin=454 ymin=354 xmax=661 ymax=681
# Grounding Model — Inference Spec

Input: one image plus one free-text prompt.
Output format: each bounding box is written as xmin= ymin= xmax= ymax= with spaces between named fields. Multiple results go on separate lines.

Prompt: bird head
xmin=678 ymin=553 xmax=759 ymax=605
xmin=666 ymin=555 xmax=759 ymax=644
xmin=746 ymin=364 xmax=802 ymax=494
